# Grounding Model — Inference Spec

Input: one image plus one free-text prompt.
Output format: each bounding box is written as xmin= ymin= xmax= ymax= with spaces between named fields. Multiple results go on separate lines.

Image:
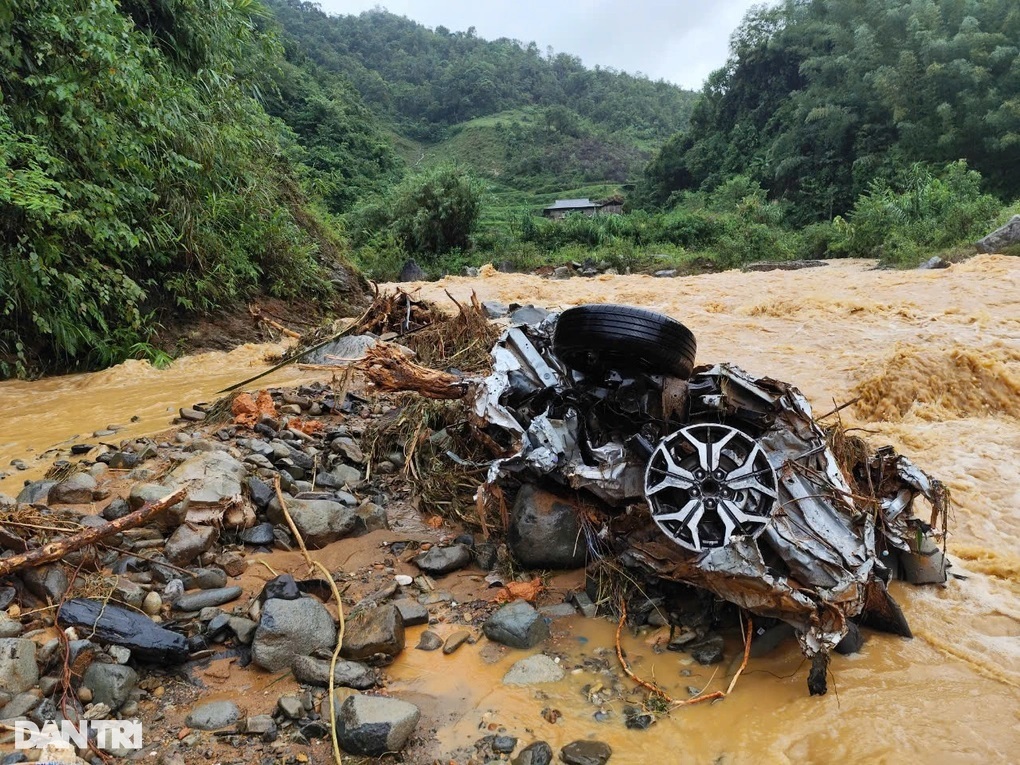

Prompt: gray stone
xmin=164 ymin=524 xmax=218 ymax=566
xmin=393 ymin=599 xmax=428 ymax=627
xmin=179 ymin=407 xmax=206 ymax=422
xmin=329 ymin=464 xmax=363 ymax=489
xmin=0 ymin=691 xmax=40 ymax=720
xmin=303 ymin=335 xmax=379 ymax=365
xmin=252 ymin=597 xmax=338 ymax=672
xmin=508 ymin=485 xmax=586 ymax=569
xmin=493 ymin=735 xmax=518 ymax=753
xmin=0 ymin=639 xmax=38 ymax=694
xmin=0 ymin=615 xmax=23 ymax=638
xmin=163 ymin=451 xmax=245 ymax=507
xmin=483 ymin=601 xmax=549 ymax=649
xmin=173 ymin=586 xmax=242 ymax=612
xmin=514 ymin=741 xmax=553 ymax=765
xmin=919 ymin=255 xmax=950 ymax=270
xmin=128 ymin=482 xmax=170 ymax=511
xmin=227 ymin=617 xmax=257 ymax=644
xmin=142 ymin=591 xmax=162 ymax=616
xmin=335 ymin=694 xmax=420 ymax=756
xmin=291 ymin=656 xmax=378 ymax=689
xmin=502 ymin=654 xmax=565 ymax=685
xmin=354 ymin=501 xmax=389 ymax=534
xmin=415 ymin=631 xmax=443 ymax=651
xmin=240 ymin=522 xmax=275 ymax=546
xmin=266 ymin=497 xmax=356 ymax=547
xmin=688 ymin=634 xmax=724 ymax=665
xmin=510 ymin=305 xmax=549 ymax=326
xmin=244 ymin=714 xmax=277 ymax=738
xmin=412 ymin=544 xmax=472 ymax=576
xmin=183 ymin=567 xmax=228 ymax=590
xmin=976 ymin=214 xmax=1020 ymax=253
xmin=277 ymin=694 xmax=305 ymax=720
xmin=48 ymin=472 xmax=97 ymax=504
xmin=111 ymin=577 xmax=145 ymax=609
xmin=16 ymin=479 xmax=55 ymax=505
xmin=538 ymin=603 xmax=577 ymax=619
xmin=560 ymin=740 xmax=612 ymax=765
xmin=102 ymin=498 xmax=132 ymax=521
xmin=185 ymin=700 xmax=241 ymax=731
xmin=341 ymin=604 xmax=405 ymax=661
xmin=82 ymin=663 xmax=137 ymax=712
xmin=22 ymin=564 xmax=68 ymax=603
xmin=654 ymin=269 xmax=678 ymax=278
xmin=398 ymin=259 xmax=426 ymax=282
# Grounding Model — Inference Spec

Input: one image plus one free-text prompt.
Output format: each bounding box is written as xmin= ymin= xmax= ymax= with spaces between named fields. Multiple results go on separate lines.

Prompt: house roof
xmin=544 ymin=198 xmax=599 ymax=210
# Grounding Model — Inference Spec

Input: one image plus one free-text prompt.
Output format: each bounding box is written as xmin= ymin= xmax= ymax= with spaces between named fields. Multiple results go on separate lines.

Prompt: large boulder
xmin=334 ymin=694 xmax=420 ymax=756
xmin=508 ymin=485 xmax=586 ymax=569
xmin=251 ymin=597 xmax=337 ymax=672
xmin=341 ymin=604 xmax=405 ymax=661
xmin=266 ymin=497 xmax=356 ymax=547
xmin=164 ymin=451 xmax=245 ymax=506
xmin=976 ymin=214 xmax=1020 ymax=253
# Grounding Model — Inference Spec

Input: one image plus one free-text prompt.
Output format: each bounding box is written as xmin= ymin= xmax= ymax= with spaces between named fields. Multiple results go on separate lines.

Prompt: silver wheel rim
xmin=645 ymin=424 xmax=778 ymax=552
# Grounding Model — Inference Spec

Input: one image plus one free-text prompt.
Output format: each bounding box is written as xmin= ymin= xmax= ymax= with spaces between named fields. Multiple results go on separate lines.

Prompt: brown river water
xmin=1 ymin=256 xmax=1019 ymax=763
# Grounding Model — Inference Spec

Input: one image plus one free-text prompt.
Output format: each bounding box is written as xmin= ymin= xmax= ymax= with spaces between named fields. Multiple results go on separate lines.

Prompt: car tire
xmin=552 ymin=304 xmax=697 ymax=379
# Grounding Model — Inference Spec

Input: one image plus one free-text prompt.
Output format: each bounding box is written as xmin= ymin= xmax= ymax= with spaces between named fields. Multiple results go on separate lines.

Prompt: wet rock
xmin=226 ymin=616 xmax=257 ymax=644
xmin=240 ymin=522 xmax=275 ymax=546
xmin=688 ymin=634 xmax=724 ymax=665
xmin=0 ymin=639 xmax=38 ymax=694
xmin=179 ymin=408 xmax=206 ymax=422
xmin=215 ymin=550 xmax=247 ymax=577
xmin=341 ymin=604 xmax=405 ymax=661
xmin=48 ymin=472 xmax=97 ymax=504
xmin=164 ymin=524 xmax=218 ymax=566
xmin=128 ymin=482 xmax=170 ymax=511
xmin=976 ymin=214 xmax=1020 ymax=253
xmin=23 ymin=564 xmax=69 ymax=603
xmin=919 ymin=255 xmax=950 ymax=270
xmin=741 ymin=259 xmax=829 ymax=272
xmin=277 ymin=694 xmax=305 ymax=720
xmin=292 ymin=656 xmax=378 ymax=689
xmin=173 ymin=586 xmax=242 ymax=612
xmin=163 ymin=451 xmax=245 ymax=506
xmin=510 ymin=305 xmax=549 ymax=326
xmin=750 ymin=622 xmax=796 ymax=658
xmin=183 ymin=567 xmax=228 ymax=590
xmin=560 ymin=740 xmax=612 ymax=765
xmin=266 ymin=496 xmax=356 ymax=547
xmin=82 ymin=663 xmax=137 ymax=712
xmin=398 ymin=259 xmax=426 ymax=282
xmin=483 ymin=601 xmax=549 ymax=649
xmin=305 ymin=335 xmax=379 ymax=365
xmin=112 ymin=577 xmax=146 ymax=609
xmin=494 ymin=735 xmax=518 ymax=753
xmin=0 ymin=587 xmax=15 ymax=610
xmin=412 ymin=544 xmax=472 ymax=576
xmin=16 ymin=479 xmax=55 ymax=505
xmin=106 ymin=451 xmax=140 ymax=470
xmin=329 ymin=464 xmax=363 ymax=489
xmin=502 ymin=654 xmax=565 ymax=685
xmin=624 ymin=706 xmax=654 ymax=729
xmin=57 ymin=599 xmax=189 ymax=663
xmin=354 ymin=501 xmax=388 ymax=534
xmin=415 ymin=631 xmax=443 ymax=651
xmin=186 ymin=700 xmax=241 ymax=730
xmin=102 ymin=498 xmax=132 ymax=521
xmin=245 ymin=477 xmax=275 ymax=512
xmin=514 ymin=741 xmax=553 ymax=765
xmin=654 ymin=269 xmax=677 ymax=278
xmin=508 ymin=485 xmax=586 ymax=569
xmin=442 ymin=630 xmax=471 ymax=655
xmin=252 ymin=597 xmax=337 ymax=672
xmin=335 ymin=694 xmax=420 ymax=756
xmin=393 ymin=599 xmax=428 ymax=627
xmin=539 ymin=603 xmax=577 ymax=619
xmin=259 ymin=574 xmax=302 ymax=603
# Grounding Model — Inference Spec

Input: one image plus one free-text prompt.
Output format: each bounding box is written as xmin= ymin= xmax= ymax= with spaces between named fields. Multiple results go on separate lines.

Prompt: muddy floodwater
xmin=2 ymin=256 xmax=1019 ymax=763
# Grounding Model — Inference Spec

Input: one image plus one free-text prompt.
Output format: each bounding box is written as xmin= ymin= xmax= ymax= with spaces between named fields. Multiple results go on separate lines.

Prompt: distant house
xmin=541 ymin=197 xmax=624 ymax=219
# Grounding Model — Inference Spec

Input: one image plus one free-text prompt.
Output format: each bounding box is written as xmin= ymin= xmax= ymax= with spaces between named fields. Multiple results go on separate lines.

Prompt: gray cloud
xmin=310 ymin=0 xmax=765 ymax=89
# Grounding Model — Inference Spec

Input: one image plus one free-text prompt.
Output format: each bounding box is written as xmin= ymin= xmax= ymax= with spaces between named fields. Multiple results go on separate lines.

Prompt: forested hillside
xmin=0 ymin=0 xmax=365 ymax=377
xmin=640 ymin=0 xmax=1020 ymax=222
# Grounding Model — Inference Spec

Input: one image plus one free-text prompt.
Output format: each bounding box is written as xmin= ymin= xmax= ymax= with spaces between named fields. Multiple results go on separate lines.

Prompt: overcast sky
xmin=313 ymin=1 xmax=768 ymax=90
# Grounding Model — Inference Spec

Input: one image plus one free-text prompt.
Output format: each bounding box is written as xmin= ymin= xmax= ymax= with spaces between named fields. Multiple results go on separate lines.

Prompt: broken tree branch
xmin=358 ymin=343 xmax=469 ymax=400
xmin=0 ymin=488 xmax=187 ymax=578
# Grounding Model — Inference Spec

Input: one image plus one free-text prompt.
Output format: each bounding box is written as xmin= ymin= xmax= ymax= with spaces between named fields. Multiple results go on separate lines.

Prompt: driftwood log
xmin=0 ymin=487 xmax=187 ymax=578
xmin=359 ymin=343 xmax=469 ymax=399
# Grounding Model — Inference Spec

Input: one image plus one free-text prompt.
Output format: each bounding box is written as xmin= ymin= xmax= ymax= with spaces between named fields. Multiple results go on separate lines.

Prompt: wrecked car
xmin=466 ymin=304 xmax=949 ymax=694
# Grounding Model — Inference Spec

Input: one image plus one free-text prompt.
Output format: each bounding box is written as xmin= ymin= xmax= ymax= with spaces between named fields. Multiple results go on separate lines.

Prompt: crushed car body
xmin=466 ymin=305 xmax=949 ymax=693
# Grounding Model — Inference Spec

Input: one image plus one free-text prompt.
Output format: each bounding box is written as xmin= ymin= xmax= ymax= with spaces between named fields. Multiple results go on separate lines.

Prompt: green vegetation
xmin=0 ymin=0 xmax=363 ymax=378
